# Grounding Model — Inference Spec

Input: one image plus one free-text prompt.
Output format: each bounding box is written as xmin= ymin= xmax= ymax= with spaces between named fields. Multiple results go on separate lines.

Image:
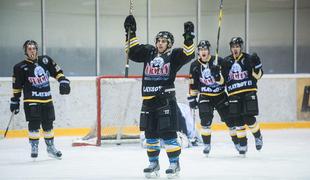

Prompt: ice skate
xmin=166 ymin=161 xmax=180 ymax=179
xmin=30 ymin=140 xmax=39 ymax=159
xmin=203 ymin=144 xmax=211 ymax=157
xmin=234 ymin=143 xmax=241 ymax=152
xmin=143 ymin=160 xmax=160 ymax=179
xmin=190 ymin=137 xmax=199 ymax=147
xmin=238 ymin=145 xmax=247 ymax=158
xmin=255 ymin=136 xmax=263 ymax=151
xmin=45 ymin=139 xmax=62 ymax=160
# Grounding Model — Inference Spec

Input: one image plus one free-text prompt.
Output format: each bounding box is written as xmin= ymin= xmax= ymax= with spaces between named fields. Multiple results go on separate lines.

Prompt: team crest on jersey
xmin=199 ymin=68 xmax=215 ymax=85
xmin=228 ymin=62 xmax=248 ymax=80
xmin=145 ymin=57 xmax=170 ymax=77
xmin=28 ymin=66 xmax=49 ymax=88
xmin=42 ymin=57 xmax=49 ymax=64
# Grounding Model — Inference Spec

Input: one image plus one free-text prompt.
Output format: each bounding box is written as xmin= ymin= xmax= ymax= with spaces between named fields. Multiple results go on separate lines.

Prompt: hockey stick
xmin=1 ymin=112 xmax=15 ymax=139
xmin=192 ymin=108 xmax=196 ymax=132
xmin=214 ymin=0 xmax=224 ymax=65
xmin=125 ymin=0 xmax=134 ymax=78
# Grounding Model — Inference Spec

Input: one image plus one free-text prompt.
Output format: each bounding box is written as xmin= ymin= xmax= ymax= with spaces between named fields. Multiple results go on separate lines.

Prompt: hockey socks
xmin=249 ymin=122 xmax=263 ymax=151
xmin=236 ymin=126 xmax=247 ymax=156
xmin=201 ymin=126 xmax=211 ymax=156
xmin=144 ymin=138 xmax=160 ymax=178
xmin=164 ymin=138 xmax=181 ymax=178
xmin=29 ymin=130 xmax=40 ymax=159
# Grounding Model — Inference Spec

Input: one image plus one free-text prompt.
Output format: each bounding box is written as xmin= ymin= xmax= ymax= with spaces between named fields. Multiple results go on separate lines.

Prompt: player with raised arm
xmin=187 ymin=40 xmax=239 ymax=157
xmin=124 ymin=15 xmax=195 ymax=178
xmin=222 ymin=37 xmax=263 ymax=156
xmin=10 ymin=40 xmax=70 ymax=160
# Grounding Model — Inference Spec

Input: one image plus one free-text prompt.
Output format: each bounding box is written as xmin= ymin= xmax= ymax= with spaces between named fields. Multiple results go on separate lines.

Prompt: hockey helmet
xmin=155 ymin=31 xmax=174 ymax=48
xmin=23 ymin=40 xmax=38 ymax=55
xmin=229 ymin=37 xmax=243 ymax=48
xmin=197 ymin=40 xmax=211 ymax=50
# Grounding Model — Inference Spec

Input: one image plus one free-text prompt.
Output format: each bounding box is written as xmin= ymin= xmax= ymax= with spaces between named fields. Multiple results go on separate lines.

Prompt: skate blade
xmin=145 ymin=171 xmax=160 ymax=179
xmin=48 ymin=154 xmax=62 ymax=160
xmin=238 ymin=154 xmax=246 ymax=158
xmin=167 ymin=172 xmax=179 ymax=179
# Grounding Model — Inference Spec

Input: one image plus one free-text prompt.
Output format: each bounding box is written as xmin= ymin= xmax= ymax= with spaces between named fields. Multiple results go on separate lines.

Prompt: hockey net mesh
xmin=72 ymin=75 xmax=189 ymax=146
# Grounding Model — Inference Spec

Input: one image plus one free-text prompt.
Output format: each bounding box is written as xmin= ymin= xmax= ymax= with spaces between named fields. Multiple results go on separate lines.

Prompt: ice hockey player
xmin=221 ymin=37 xmax=263 ymax=156
xmin=10 ymin=40 xmax=70 ymax=160
xmin=187 ymin=40 xmax=239 ymax=157
xmin=124 ymin=14 xmax=195 ymax=178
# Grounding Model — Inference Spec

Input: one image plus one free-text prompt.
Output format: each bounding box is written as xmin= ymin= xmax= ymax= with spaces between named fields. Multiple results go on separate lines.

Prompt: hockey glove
xmin=124 ymin=15 xmax=136 ymax=40
xmin=250 ymin=53 xmax=262 ymax=72
xmin=211 ymin=65 xmax=221 ymax=81
xmin=10 ymin=97 xmax=20 ymax=114
xmin=183 ymin=21 xmax=195 ymax=42
xmin=187 ymin=96 xmax=198 ymax=109
xmin=59 ymin=79 xmax=70 ymax=95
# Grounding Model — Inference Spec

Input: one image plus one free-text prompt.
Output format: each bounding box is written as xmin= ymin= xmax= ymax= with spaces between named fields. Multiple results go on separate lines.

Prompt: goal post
xmin=72 ymin=75 xmax=190 ymax=146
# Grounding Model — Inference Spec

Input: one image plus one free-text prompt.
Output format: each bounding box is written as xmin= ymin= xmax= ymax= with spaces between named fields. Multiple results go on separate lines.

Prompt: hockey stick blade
xmin=1 ymin=112 xmax=15 ymax=139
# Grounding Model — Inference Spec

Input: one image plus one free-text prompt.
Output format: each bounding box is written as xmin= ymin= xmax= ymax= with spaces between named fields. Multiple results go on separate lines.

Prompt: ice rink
xmin=1 ymin=129 xmax=310 ymax=180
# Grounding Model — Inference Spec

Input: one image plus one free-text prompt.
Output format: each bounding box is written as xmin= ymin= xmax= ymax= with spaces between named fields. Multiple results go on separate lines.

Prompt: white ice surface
xmin=1 ymin=129 xmax=310 ymax=180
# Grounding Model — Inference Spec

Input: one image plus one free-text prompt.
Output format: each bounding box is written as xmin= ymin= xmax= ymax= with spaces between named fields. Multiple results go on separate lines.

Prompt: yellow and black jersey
xmin=12 ymin=55 xmax=67 ymax=103
xmin=127 ymin=35 xmax=195 ymax=98
xmin=189 ymin=56 xmax=225 ymax=97
xmin=222 ymin=53 xmax=263 ymax=96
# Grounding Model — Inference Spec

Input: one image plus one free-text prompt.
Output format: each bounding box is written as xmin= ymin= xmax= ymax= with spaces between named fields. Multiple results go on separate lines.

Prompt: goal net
xmin=72 ymin=75 xmax=190 ymax=146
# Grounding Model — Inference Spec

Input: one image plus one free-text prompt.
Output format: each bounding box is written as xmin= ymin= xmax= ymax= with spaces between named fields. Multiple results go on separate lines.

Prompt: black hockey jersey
xmin=222 ymin=53 xmax=262 ymax=96
xmin=12 ymin=55 xmax=67 ymax=103
xmin=127 ymin=37 xmax=195 ymax=98
xmin=189 ymin=56 xmax=225 ymax=97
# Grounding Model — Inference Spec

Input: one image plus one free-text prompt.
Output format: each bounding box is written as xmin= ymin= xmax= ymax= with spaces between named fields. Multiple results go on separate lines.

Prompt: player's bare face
xmin=26 ymin=45 xmax=37 ymax=60
xmin=156 ymin=38 xmax=169 ymax=54
xmin=231 ymin=44 xmax=241 ymax=58
xmin=199 ymin=48 xmax=209 ymax=62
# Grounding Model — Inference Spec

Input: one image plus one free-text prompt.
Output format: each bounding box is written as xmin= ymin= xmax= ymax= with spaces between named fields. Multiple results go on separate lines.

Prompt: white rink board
xmin=0 ymin=74 xmax=309 ymax=130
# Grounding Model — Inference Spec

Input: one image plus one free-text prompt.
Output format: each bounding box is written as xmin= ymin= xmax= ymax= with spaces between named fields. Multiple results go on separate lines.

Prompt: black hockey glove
xmin=124 ymin=15 xmax=136 ymax=40
xmin=250 ymin=53 xmax=262 ymax=70
xmin=211 ymin=65 xmax=221 ymax=81
xmin=187 ymin=96 xmax=198 ymax=109
xmin=59 ymin=79 xmax=70 ymax=95
xmin=10 ymin=97 xmax=20 ymax=114
xmin=183 ymin=21 xmax=195 ymax=42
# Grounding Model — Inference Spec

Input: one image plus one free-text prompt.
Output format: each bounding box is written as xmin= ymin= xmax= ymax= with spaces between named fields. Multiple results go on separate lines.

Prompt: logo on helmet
xmin=155 ymin=31 xmax=174 ymax=48
xmin=197 ymin=40 xmax=211 ymax=50
xmin=229 ymin=37 xmax=243 ymax=48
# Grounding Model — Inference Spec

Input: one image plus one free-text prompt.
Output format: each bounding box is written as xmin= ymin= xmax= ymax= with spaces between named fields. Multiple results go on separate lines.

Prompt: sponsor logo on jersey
xmin=199 ymin=68 xmax=216 ymax=86
xmin=228 ymin=62 xmax=248 ymax=81
xmin=144 ymin=57 xmax=170 ymax=78
xmin=143 ymin=86 xmax=162 ymax=93
xmin=227 ymin=80 xmax=253 ymax=91
xmin=32 ymin=91 xmax=51 ymax=97
xmin=201 ymin=86 xmax=223 ymax=93
xmin=28 ymin=65 xmax=49 ymax=88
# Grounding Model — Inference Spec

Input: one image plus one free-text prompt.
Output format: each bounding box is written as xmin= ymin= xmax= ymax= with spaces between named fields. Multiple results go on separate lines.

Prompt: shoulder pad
xmin=39 ymin=55 xmax=53 ymax=65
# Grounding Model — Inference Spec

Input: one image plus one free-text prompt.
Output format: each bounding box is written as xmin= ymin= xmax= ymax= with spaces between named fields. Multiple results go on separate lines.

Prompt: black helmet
xmin=23 ymin=40 xmax=38 ymax=55
xmin=229 ymin=37 xmax=243 ymax=48
xmin=155 ymin=31 xmax=174 ymax=48
xmin=197 ymin=40 xmax=211 ymax=50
